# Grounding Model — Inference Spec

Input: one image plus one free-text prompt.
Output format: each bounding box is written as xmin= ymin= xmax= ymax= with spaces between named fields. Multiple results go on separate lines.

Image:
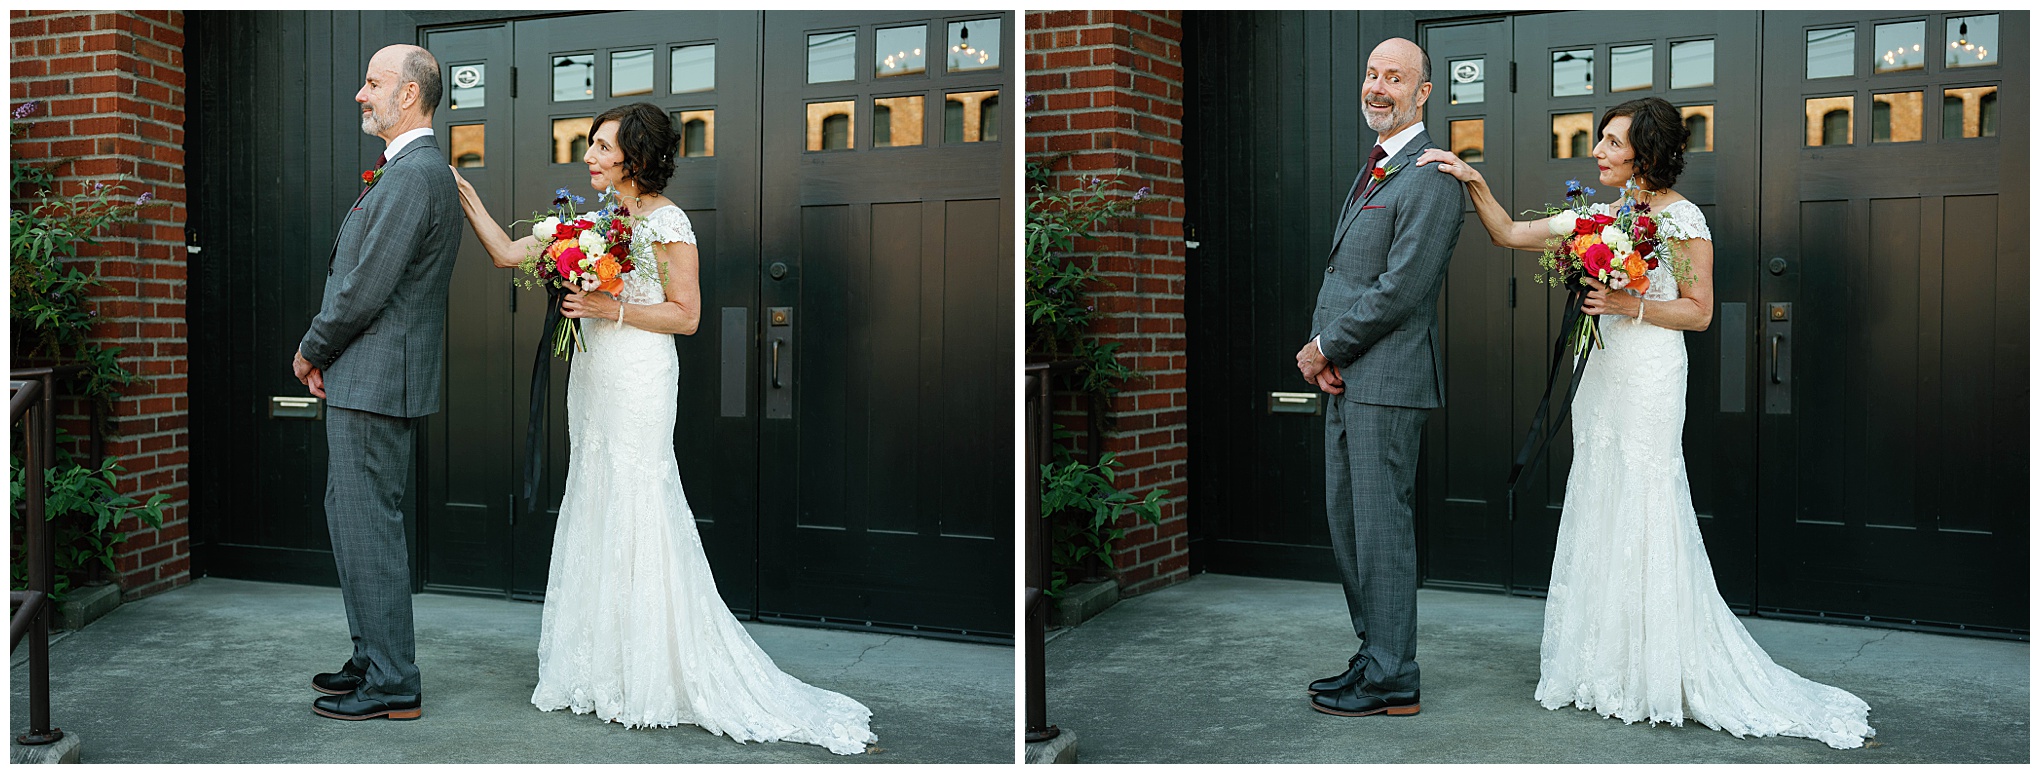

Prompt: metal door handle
xmin=771 ymin=339 xmax=782 ymax=388
xmin=1770 ymin=334 xmax=1782 ymax=384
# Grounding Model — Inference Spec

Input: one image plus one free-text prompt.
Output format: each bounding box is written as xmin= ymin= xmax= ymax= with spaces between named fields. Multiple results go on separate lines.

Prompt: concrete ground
xmin=10 ymin=578 xmax=1013 ymax=764
xmin=1044 ymin=573 xmax=2028 ymax=764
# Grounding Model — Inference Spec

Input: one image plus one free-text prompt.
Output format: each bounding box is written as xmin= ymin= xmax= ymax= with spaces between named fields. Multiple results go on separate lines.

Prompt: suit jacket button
xmin=1326 ymin=265 xmax=1336 ymax=274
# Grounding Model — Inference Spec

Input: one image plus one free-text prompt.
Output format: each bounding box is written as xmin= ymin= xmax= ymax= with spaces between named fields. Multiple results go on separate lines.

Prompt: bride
xmin=1417 ymin=96 xmax=1874 ymax=750
xmin=450 ymin=102 xmax=875 ymax=755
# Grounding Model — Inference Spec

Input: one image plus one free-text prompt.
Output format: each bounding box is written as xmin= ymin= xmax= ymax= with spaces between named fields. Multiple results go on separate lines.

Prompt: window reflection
xmin=1946 ymin=14 xmax=1999 ymax=68
xmin=670 ymin=110 xmax=715 ymax=157
xmin=1552 ymin=49 xmax=1593 ymax=97
xmin=1448 ymin=59 xmax=1482 ymax=105
xmin=1610 ymin=44 xmax=1652 ymax=92
xmin=1551 ymin=111 xmax=1593 ymax=159
xmin=873 ymin=96 xmax=924 ymax=147
xmin=876 ymin=25 xmax=926 ymax=78
xmin=1449 ymin=119 xmax=1483 ymax=163
xmin=947 ymin=18 xmax=1000 ymax=72
xmin=1873 ymin=21 xmax=1926 ymax=73
xmin=807 ymin=100 xmax=854 ymax=151
xmin=1942 ymin=85 xmax=1999 ymax=138
xmin=1670 ymin=39 xmax=1715 ymax=89
xmin=1805 ymin=27 xmax=1854 ymax=79
xmin=1678 ymin=104 xmax=1714 ymax=152
xmin=553 ymin=54 xmax=594 ymax=102
xmin=672 ymin=43 xmax=715 ymax=94
xmin=450 ymin=123 xmax=484 ymax=167
xmin=1871 ymin=91 xmax=1922 ymax=143
xmin=1804 ymin=96 xmax=1852 ymax=146
xmin=553 ymin=116 xmax=592 ymax=163
xmin=808 ymin=31 xmax=856 ymax=84
xmin=945 ymin=90 xmax=999 ymax=143
xmin=448 ymin=63 xmax=484 ymax=110
xmin=611 ymin=49 xmax=653 ymax=97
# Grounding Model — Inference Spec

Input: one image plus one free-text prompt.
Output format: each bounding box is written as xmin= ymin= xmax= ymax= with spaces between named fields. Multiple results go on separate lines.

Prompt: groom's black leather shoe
xmin=312 ymin=660 xmax=367 ymax=696
xmin=1309 ymin=683 xmax=1420 ymax=717
xmin=312 ymin=687 xmax=422 ymax=721
xmin=1306 ymin=651 xmax=1367 ymax=696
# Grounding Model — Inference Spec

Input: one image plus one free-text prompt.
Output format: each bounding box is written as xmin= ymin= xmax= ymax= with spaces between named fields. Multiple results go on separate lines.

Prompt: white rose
xmin=533 ymin=217 xmax=561 ymax=243
xmin=1600 ymin=226 xmax=1633 ymax=257
xmin=580 ymin=232 xmax=607 ymax=256
xmin=1549 ymin=211 xmax=1578 ymax=236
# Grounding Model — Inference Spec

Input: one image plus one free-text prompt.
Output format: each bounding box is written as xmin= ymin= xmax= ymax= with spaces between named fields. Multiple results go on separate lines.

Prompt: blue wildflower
xmin=137 ymin=191 xmax=153 ymax=205
xmin=572 ymin=194 xmax=585 ymax=204
xmin=1583 ymin=187 xmax=1597 ymax=197
xmin=1133 ymin=186 xmax=1151 ymax=201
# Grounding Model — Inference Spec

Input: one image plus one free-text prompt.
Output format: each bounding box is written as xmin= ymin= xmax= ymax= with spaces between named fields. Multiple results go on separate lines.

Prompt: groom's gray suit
xmin=298 ymin=134 xmax=463 ymax=695
xmin=1309 ymin=127 xmax=1464 ymax=696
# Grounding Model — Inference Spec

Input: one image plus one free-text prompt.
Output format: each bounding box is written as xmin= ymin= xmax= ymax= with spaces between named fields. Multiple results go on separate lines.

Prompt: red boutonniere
xmin=1367 ymin=162 xmax=1403 ymax=193
xmin=361 ymin=167 xmax=384 ymax=190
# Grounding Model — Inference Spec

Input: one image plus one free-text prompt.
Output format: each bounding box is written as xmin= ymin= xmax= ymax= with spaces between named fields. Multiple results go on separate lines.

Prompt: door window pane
xmin=945 ymin=90 xmax=999 ymax=143
xmin=1873 ymin=21 xmax=1926 ymax=73
xmin=1804 ymin=96 xmax=1852 ymax=146
xmin=1872 ymin=91 xmax=1922 ymax=143
xmin=1946 ymin=14 xmax=1998 ymax=68
xmin=808 ymin=31 xmax=856 ymax=84
xmin=1448 ymin=58 xmax=1483 ymax=105
xmin=1609 ymin=44 xmax=1652 ymax=92
xmin=876 ymin=25 xmax=926 ymax=79
xmin=1805 ymin=27 xmax=1854 ymax=79
xmin=807 ymin=100 xmax=854 ymax=151
xmin=947 ymin=18 xmax=1000 ymax=72
xmin=1552 ymin=111 xmax=1594 ymax=159
xmin=671 ymin=109 xmax=714 ymax=157
xmin=610 ymin=49 xmax=652 ymax=97
xmin=873 ymin=96 xmax=924 ymax=147
xmin=1551 ymin=49 xmax=1593 ymax=97
xmin=672 ymin=43 xmax=715 ymax=94
xmin=553 ymin=116 xmax=592 ymax=162
xmin=553 ymin=54 xmax=594 ymax=101
xmin=1677 ymin=104 xmax=1714 ymax=152
xmin=1670 ymin=39 xmax=1715 ymax=89
xmin=449 ymin=123 xmax=485 ymax=167
xmin=1942 ymin=85 xmax=1999 ymax=138
xmin=1449 ymin=119 xmax=1484 ymax=163
xmin=448 ymin=63 xmax=484 ymax=110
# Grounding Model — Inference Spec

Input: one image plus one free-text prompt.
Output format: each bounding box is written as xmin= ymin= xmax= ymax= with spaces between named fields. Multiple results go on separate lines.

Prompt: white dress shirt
xmin=383 ymin=126 xmax=434 ymax=161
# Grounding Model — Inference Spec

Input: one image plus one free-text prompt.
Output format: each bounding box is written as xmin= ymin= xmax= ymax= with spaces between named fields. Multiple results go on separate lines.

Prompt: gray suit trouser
xmin=1324 ymin=397 xmax=1427 ymax=695
xmin=325 ymin=405 xmax=421 ymax=694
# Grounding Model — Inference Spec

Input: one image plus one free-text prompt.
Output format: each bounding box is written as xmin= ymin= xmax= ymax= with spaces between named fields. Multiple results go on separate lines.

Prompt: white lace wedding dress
xmin=529 ymin=204 xmax=876 ymax=755
xmin=1535 ymin=199 xmax=1874 ymax=750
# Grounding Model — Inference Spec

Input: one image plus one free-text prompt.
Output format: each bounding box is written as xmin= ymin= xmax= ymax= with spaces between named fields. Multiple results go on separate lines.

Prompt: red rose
xmin=1580 ymin=243 xmax=1615 ymax=276
xmin=574 ymin=218 xmax=594 ymax=230
xmin=1646 ymin=257 xmax=1660 ymax=270
xmin=1633 ymin=215 xmax=1656 ymax=241
xmin=609 ymin=243 xmax=629 ymax=258
xmin=555 ymin=247 xmax=586 ymax=279
xmin=361 ymin=170 xmax=376 ymax=184
xmin=1371 ymin=166 xmax=1387 ymax=181
xmin=1636 ymin=240 xmax=1655 ymax=258
xmin=1591 ymin=213 xmax=1616 ymax=228
xmin=1573 ymin=216 xmax=1598 ymax=236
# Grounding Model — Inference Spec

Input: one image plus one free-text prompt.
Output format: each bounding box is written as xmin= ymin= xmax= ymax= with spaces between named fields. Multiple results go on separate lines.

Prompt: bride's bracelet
xmin=617 ymin=301 xmax=627 ymax=330
xmin=1636 ymin=300 xmax=1645 ymax=325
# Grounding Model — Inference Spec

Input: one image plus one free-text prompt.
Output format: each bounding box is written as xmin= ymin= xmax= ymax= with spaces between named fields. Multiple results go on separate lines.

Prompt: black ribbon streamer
xmin=1504 ymin=281 xmax=1595 ymax=506
xmin=522 ymin=284 xmax=569 ymax=514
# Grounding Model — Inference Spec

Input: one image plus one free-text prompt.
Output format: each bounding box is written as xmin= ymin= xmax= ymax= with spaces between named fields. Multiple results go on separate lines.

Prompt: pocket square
xmin=1361 ymin=205 xmax=1386 ymax=211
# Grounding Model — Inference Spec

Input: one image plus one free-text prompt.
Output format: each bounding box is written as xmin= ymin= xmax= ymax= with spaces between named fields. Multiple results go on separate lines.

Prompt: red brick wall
xmin=1025 ymin=10 xmax=1188 ymax=596
xmin=10 ymin=10 xmax=191 ymax=600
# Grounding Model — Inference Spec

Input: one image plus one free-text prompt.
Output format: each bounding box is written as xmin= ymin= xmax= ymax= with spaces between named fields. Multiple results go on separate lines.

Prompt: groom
xmin=291 ymin=43 xmax=463 ymax=721
xmin=1294 ymin=37 xmax=1464 ymax=718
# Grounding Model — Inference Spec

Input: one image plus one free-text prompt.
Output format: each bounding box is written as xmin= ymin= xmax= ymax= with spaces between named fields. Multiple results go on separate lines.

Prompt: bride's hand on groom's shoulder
xmin=1415 ymin=148 xmax=1478 ymax=183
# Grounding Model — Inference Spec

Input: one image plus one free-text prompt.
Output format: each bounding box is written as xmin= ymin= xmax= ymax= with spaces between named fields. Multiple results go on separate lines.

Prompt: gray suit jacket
xmin=299 ymin=135 xmax=464 ymax=418
xmin=1310 ymin=130 xmax=1466 ymax=409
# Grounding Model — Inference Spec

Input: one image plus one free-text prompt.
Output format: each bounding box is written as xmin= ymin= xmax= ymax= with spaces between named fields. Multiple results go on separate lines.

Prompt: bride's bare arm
xmin=1414 ymin=148 xmax=1551 ymax=251
xmin=1580 ymin=237 xmax=1715 ymax=332
xmin=559 ymin=239 xmax=703 ymax=335
xmin=450 ymin=166 xmax=537 ymax=269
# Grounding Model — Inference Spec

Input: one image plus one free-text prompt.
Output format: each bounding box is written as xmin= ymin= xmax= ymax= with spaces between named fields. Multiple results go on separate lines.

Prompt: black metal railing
xmin=11 ymin=364 xmax=85 ymax=746
xmin=1024 ymin=362 xmax=1060 ymax=744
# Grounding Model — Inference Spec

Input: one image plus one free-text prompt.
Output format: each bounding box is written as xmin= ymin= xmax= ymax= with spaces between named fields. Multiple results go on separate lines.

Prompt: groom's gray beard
xmin=359 ymin=92 xmax=400 ymax=136
xmin=1365 ymin=100 xmax=1417 ymax=135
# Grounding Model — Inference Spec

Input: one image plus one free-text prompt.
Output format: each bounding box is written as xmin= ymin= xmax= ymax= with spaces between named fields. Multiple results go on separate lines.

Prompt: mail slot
xmin=269 ymin=396 xmax=324 ymax=420
xmin=1267 ymin=391 xmax=1321 ymax=415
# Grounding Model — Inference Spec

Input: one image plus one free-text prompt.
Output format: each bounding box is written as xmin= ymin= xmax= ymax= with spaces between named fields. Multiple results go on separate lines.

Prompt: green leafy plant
xmin=1039 ymin=428 xmax=1166 ymax=597
xmin=9 ymin=100 xmax=168 ymax=602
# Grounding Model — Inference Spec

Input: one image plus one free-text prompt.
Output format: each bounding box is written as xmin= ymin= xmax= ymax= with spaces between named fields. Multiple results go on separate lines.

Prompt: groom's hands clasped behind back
xmin=1295 ymin=339 xmax=1345 ymax=395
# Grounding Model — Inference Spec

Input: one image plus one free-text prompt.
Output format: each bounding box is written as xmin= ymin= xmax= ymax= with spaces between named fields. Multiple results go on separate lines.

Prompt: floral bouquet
xmin=514 ymin=188 xmax=639 ymax=360
xmin=1529 ymin=179 xmax=1689 ymax=353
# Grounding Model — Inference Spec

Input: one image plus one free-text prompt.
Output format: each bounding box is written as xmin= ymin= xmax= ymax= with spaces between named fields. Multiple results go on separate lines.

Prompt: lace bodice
xmin=1589 ymin=199 xmax=1709 ymax=302
xmin=614 ymin=204 xmax=697 ymax=305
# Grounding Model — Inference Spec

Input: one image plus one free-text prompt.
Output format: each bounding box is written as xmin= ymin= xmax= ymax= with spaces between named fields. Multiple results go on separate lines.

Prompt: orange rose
xmin=1623 ymin=252 xmax=1650 ymax=295
xmin=594 ymin=256 xmax=624 ymax=295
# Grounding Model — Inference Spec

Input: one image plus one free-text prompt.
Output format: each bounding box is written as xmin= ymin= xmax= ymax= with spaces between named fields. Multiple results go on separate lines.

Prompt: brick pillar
xmin=10 ymin=10 xmax=191 ymax=599
xmin=1026 ymin=10 xmax=1188 ymax=596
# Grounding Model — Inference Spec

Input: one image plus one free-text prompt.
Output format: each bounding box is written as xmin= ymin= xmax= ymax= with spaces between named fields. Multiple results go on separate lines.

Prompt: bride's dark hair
xmin=1597 ymin=97 xmax=1688 ymax=191
xmin=592 ymin=102 xmax=678 ymax=195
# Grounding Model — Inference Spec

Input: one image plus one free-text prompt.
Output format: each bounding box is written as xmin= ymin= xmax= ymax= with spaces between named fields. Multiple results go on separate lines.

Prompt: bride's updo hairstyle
xmin=592 ymin=102 xmax=678 ymax=195
xmin=1596 ymin=97 xmax=1689 ymax=191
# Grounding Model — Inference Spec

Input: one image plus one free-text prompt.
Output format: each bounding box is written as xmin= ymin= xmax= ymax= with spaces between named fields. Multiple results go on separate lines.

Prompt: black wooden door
xmin=1755 ymin=11 xmax=2027 ymax=633
xmin=757 ymin=11 xmax=1013 ymax=637
xmin=1498 ymin=12 xmax=1763 ymax=606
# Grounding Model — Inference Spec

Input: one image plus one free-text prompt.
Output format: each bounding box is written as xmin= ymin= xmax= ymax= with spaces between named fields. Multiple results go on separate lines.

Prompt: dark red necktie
xmin=1348 ymin=144 xmax=1388 ymax=209
xmin=375 ymin=152 xmax=387 ymax=168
